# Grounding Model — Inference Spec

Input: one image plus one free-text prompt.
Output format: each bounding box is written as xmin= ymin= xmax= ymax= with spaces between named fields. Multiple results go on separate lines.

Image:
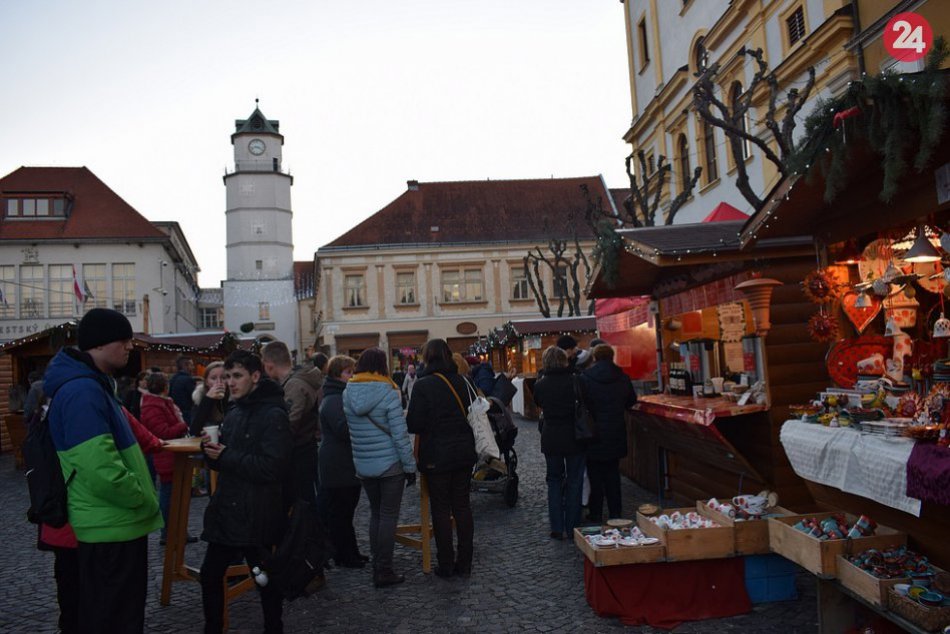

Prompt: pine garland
xmin=591 ymin=219 xmax=624 ymax=288
xmin=788 ymin=37 xmax=949 ymax=203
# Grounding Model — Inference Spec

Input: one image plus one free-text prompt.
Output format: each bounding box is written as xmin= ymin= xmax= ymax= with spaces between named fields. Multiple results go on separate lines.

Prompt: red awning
xmin=702 ymin=202 xmax=748 ymax=223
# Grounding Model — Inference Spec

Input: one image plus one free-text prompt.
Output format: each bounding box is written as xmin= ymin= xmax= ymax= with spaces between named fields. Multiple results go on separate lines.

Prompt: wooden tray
xmin=835 ymin=555 xmax=908 ymax=607
xmin=573 ymin=528 xmax=666 ymax=567
xmin=696 ymin=503 xmax=792 ymax=556
xmin=637 ymin=507 xmax=735 ymax=561
xmin=767 ymin=512 xmax=906 ymax=578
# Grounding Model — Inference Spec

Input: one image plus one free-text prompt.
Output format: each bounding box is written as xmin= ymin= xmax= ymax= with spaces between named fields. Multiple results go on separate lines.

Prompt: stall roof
xmin=0 ymin=323 xmax=253 ymax=355
xmin=508 ymin=316 xmax=597 ymax=336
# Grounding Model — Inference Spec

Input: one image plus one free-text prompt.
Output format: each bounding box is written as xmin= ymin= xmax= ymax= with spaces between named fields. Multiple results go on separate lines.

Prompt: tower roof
xmin=232 ymin=103 xmax=282 ymax=141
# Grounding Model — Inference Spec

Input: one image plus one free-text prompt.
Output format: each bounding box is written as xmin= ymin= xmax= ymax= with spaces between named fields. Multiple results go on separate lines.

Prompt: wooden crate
xmin=636 ymin=507 xmax=735 ymax=561
xmin=696 ymin=503 xmax=793 ymax=556
xmin=767 ymin=512 xmax=906 ymax=578
xmin=835 ymin=555 xmax=908 ymax=607
xmin=573 ymin=528 xmax=666 ymax=567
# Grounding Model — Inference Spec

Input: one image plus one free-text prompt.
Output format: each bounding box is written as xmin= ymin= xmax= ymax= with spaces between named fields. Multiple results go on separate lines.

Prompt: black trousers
xmin=326 ymin=485 xmax=363 ymax=564
xmin=201 ymin=542 xmax=283 ymax=634
xmin=53 ymin=547 xmax=79 ymax=634
xmin=285 ymin=441 xmax=318 ymax=510
xmin=586 ymin=457 xmax=622 ymax=521
xmin=426 ymin=468 xmax=474 ymax=572
xmin=76 ymin=536 xmax=148 ymax=634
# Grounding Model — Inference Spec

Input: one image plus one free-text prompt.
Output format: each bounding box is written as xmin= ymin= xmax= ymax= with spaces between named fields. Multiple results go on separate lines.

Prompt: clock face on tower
xmin=248 ymin=139 xmax=266 ymax=156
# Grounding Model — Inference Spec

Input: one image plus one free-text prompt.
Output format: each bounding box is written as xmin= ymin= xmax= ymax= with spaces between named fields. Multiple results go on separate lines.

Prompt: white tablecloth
xmin=510 ymin=377 xmax=525 ymax=416
xmin=780 ymin=419 xmax=922 ymax=517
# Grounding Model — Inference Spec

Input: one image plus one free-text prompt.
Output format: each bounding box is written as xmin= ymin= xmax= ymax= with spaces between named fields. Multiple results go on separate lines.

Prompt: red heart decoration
xmin=840 ymin=291 xmax=882 ymax=334
xmin=826 ymin=335 xmax=892 ymax=387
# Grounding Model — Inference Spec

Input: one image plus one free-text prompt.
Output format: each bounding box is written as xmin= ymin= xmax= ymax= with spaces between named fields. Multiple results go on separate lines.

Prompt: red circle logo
xmin=883 ymin=12 xmax=933 ymax=63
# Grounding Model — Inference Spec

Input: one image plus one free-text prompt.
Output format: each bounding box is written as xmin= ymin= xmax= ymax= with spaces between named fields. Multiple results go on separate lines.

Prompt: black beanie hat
xmin=556 ymin=334 xmax=578 ymax=350
xmin=78 ymin=308 xmax=134 ymax=351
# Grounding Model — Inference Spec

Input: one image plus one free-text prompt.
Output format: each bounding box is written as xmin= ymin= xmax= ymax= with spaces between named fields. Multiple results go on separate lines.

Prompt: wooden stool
xmin=395 ymin=474 xmax=453 ymax=573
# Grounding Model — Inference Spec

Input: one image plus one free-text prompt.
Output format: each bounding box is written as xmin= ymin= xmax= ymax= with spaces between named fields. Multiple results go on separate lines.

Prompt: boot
xmin=373 ymin=569 xmax=405 ymax=588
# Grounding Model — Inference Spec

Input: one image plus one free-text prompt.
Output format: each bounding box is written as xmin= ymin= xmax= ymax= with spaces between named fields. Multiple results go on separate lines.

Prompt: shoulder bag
xmin=434 ymin=373 xmax=500 ymax=462
xmin=573 ymin=375 xmax=597 ymax=444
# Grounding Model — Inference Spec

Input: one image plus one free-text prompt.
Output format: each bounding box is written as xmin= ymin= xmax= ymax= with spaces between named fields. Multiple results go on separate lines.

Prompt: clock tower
xmin=222 ymin=102 xmax=297 ymax=348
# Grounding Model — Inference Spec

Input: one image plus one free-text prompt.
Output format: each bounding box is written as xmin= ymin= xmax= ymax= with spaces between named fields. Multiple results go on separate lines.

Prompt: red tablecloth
xmin=583 ymin=557 xmax=752 ymax=629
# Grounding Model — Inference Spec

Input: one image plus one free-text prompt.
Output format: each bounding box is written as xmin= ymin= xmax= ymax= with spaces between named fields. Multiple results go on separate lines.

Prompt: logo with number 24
xmin=883 ymin=13 xmax=933 ymax=63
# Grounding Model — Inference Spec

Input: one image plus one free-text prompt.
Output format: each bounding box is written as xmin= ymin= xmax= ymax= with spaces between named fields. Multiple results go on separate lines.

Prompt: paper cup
xmin=205 ymin=425 xmax=220 ymax=444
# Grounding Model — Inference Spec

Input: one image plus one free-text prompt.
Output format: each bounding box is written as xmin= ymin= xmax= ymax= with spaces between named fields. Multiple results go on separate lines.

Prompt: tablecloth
xmin=780 ymin=419 xmax=922 ymax=516
xmin=584 ymin=557 xmax=751 ymax=629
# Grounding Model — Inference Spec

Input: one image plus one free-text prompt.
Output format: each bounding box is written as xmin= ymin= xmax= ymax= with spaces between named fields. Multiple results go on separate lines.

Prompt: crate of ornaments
xmin=837 ymin=545 xmax=941 ymax=608
xmin=574 ymin=522 xmax=666 ymax=567
xmin=767 ymin=512 xmax=905 ymax=578
xmin=696 ymin=492 xmax=791 ymax=556
xmin=637 ymin=508 xmax=735 ymax=561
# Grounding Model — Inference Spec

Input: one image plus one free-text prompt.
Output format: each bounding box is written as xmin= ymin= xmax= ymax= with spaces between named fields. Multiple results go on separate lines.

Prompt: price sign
xmin=884 ymin=12 xmax=933 ymax=63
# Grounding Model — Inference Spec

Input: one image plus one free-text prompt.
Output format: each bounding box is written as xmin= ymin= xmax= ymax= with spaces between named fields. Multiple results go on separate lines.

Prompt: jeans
xmin=545 ymin=453 xmax=585 ymax=535
xmin=76 ymin=536 xmax=148 ymax=634
xmin=159 ymin=480 xmax=172 ymax=539
xmin=201 ymin=542 xmax=283 ymax=634
xmin=361 ymin=473 xmax=405 ymax=573
xmin=426 ymin=468 xmax=474 ymax=572
xmin=586 ymin=458 xmax=622 ymax=521
xmin=326 ymin=485 xmax=363 ymax=563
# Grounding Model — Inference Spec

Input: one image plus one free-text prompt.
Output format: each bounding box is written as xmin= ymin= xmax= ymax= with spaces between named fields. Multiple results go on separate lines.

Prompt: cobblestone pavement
xmin=0 ymin=415 xmax=818 ymax=632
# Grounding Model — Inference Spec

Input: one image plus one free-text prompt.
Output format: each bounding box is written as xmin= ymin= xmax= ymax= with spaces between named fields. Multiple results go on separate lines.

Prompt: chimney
xmin=407 ymin=180 xmax=419 ymax=191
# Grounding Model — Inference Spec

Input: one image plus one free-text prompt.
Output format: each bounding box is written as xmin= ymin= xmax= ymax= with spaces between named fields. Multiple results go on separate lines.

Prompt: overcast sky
xmin=1 ymin=1 xmax=632 ymax=287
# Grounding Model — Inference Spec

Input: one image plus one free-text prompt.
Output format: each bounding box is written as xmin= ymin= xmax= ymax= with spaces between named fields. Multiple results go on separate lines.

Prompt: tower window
xmin=637 ymin=17 xmax=650 ymax=68
xmin=786 ymin=6 xmax=806 ymax=46
xmin=256 ymin=260 xmax=263 ymax=270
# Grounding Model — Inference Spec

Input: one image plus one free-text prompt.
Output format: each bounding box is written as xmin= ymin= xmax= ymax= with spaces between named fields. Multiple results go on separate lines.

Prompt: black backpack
xmin=263 ymin=500 xmax=328 ymax=600
xmin=24 ymin=403 xmax=75 ymax=527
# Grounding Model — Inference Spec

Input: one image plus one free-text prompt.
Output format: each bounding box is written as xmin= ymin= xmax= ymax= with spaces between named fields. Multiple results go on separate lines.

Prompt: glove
xmin=405 ymin=472 xmax=417 ymax=488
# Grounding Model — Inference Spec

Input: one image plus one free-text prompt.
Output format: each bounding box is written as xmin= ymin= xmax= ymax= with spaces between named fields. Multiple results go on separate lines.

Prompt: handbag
xmin=434 ymin=373 xmax=500 ymax=462
xmin=573 ymin=375 xmax=597 ymax=444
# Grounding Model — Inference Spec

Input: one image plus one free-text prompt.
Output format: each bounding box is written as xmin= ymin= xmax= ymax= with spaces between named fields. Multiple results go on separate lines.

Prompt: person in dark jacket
xmin=407 ymin=339 xmax=477 ymax=578
xmin=169 ymin=356 xmax=197 ymax=421
xmin=581 ymin=344 xmax=637 ymax=522
xmin=531 ymin=345 xmax=585 ymax=540
xmin=470 ymin=357 xmax=496 ymax=396
xmin=199 ymin=350 xmax=292 ymax=634
xmin=318 ymin=355 xmax=367 ymax=568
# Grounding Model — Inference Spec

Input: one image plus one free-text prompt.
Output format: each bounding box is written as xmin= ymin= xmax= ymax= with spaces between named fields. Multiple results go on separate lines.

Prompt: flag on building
xmin=73 ymin=265 xmax=88 ymax=303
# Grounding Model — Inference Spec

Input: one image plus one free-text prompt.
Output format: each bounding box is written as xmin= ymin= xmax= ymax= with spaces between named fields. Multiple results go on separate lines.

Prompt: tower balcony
xmin=229 ymin=158 xmax=290 ymax=175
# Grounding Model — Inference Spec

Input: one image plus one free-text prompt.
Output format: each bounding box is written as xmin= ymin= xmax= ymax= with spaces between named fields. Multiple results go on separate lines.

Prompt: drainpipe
xmin=850 ymin=0 xmax=866 ymax=76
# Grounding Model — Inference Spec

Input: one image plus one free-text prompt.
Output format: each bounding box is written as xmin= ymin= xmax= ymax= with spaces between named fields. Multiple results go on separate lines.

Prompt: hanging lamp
xmin=903 ymin=225 xmax=940 ymax=263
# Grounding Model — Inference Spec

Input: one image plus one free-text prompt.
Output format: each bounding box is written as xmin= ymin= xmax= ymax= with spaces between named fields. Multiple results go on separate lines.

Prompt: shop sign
xmin=524 ymin=335 xmax=542 ymax=350
xmin=717 ymin=302 xmax=746 ymax=343
xmin=456 ymin=321 xmax=478 ymax=335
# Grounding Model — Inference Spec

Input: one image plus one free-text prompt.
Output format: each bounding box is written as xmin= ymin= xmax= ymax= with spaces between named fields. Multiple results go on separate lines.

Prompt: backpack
xmin=263 ymin=500 xmax=328 ymax=600
xmin=24 ymin=404 xmax=75 ymax=527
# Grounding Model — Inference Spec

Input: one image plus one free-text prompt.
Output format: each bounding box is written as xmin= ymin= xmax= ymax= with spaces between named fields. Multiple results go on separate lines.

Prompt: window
xmin=0 ymin=265 xmax=15 ymax=318
xmin=255 ymin=260 xmax=263 ymax=271
xmin=259 ymin=302 xmax=270 ymax=320
xmin=20 ymin=265 xmax=44 ymax=318
xmin=200 ymin=307 xmax=222 ymax=329
xmin=396 ymin=271 xmax=416 ymax=304
xmin=441 ymin=268 xmax=483 ymax=303
xmin=48 ymin=265 xmax=73 ymax=317
xmin=703 ymin=121 xmax=719 ymax=183
xmin=3 ymin=196 xmax=68 ymax=217
xmin=646 ymin=153 xmax=656 ymax=175
xmin=637 ymin=17 xmax=650 ymax=67
xmin=731 ymin=82 xmax=752 ymax=161
xmin=677 ymin=134 xmax=691 ymax=192
xmin=694 ymin=38 xmax=708 ymax=74
xmin=112 ymin=263 xmax=136 ymax=315
xmin=511 ymin=267 xmax=530 ymax=300
xmin=83 ymin=264 xmax=106 ymax=310
xmin=553 ymin=266 xmax=569 ymax=299
xmin=786 ymin=6 xmax=806 ymax=46
xmin=344 ymin=274 xmax=366 ymax=307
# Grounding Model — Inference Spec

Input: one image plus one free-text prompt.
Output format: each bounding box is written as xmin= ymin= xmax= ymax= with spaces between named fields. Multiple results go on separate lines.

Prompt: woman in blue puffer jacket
xmin=342 ymin=348 xmax=417 ymax=588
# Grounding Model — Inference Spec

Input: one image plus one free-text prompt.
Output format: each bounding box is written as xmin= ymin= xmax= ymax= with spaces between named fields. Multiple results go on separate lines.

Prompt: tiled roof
xmin=619 ymin=221 xmax=745 ymax=256
xmin=0 ymin=166 xmax=165 ymax=241
xmin=322 ymin=176 xmax=618 ymax=249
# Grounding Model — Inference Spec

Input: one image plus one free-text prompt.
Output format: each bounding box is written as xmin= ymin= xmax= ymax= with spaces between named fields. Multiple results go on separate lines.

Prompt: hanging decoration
xmin=807 ymin=309 xmax=839 ymax=343
xmin=801 ymin=268 xmax=841 ymax=304
xmin=840 ymin=290 xmax=882 ymax=334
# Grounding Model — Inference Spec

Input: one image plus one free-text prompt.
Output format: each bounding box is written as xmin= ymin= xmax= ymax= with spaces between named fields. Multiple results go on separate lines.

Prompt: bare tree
xmin=692 ymin=46 xmax=815 ymax=208
xmin=616 ymin=151 xmax=702 ymax=228
xmin=524 ymin=213 xmax=594 ymax=318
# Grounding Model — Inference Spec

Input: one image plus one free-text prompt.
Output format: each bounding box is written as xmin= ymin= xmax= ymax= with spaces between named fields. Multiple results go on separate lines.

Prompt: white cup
xmin=205 ymin=425 xmax=220 ymax=444
xmin=711 ymin=377 xmax=725 ymax=394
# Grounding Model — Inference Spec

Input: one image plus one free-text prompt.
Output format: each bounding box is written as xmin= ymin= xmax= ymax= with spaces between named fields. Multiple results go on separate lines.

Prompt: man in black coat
xmin=200 ymin=350 xmax=292 ymax=634
xmin=580 ymin=344 xmax=637 ymax=522
xmin=168 ymin=356 xmax=196 ymax=421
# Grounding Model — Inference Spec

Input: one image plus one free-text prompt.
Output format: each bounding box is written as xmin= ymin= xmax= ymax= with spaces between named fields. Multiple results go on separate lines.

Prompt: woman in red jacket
xmin=139 ymin=372 xmax=192 ymax=545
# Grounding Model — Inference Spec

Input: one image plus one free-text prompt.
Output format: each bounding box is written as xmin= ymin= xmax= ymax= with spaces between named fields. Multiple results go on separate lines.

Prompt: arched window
xmin=703 ymin=121 xmax=718 ymax=182
xmin=731 ymin=82 xmax=752 ymax=161
xmin=694 ymin=37 xmax=709 ymax=74
xmin=678 ymin=134 xmax=691 ymax=192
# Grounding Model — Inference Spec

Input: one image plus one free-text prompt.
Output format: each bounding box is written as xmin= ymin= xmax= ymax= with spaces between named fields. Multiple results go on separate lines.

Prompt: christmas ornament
xmin=807 ymin=310 xmax=839 ymax=343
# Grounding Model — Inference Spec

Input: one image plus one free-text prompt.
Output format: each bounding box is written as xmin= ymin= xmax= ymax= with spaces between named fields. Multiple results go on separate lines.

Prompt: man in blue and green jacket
xmin=45 ymin=308 xmax=162 ymax=634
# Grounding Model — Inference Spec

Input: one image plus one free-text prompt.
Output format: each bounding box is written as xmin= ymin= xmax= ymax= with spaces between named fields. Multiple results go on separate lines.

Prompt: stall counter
xmin=633 ymin=393 xmax=768 ymax=426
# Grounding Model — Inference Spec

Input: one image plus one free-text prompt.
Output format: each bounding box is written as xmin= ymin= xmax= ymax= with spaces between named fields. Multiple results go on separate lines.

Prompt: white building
xmin=222 ymin=104 xmax=298 ymax=349
xmin=0 ymin=166 xmax=200 ymax=342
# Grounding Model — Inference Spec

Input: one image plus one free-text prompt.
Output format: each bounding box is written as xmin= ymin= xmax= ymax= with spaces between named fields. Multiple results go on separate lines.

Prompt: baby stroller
xmin=471 ymin=396 xmax=519 ymax=507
